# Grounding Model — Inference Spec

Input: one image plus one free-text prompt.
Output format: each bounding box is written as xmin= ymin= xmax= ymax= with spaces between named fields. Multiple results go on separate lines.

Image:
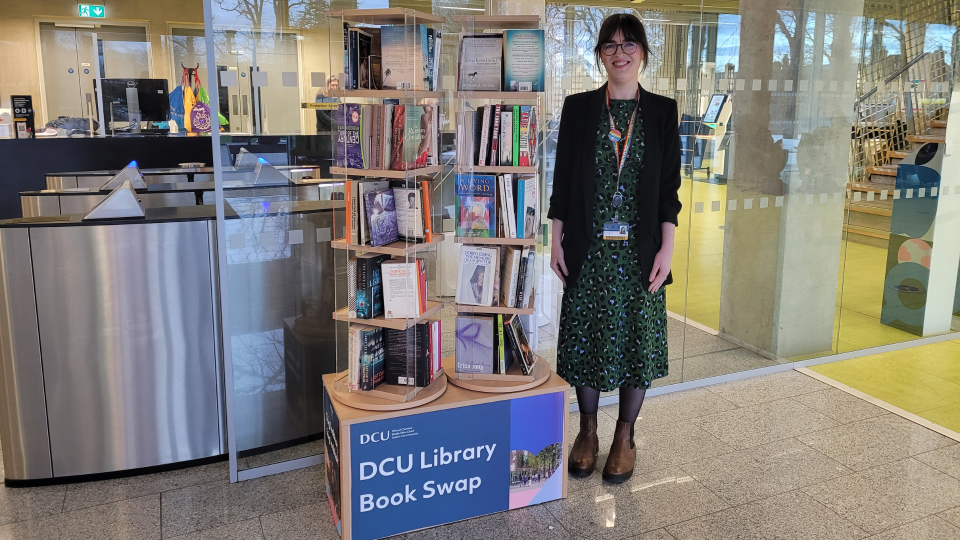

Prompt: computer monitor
xmin=702 ymin=94 xmax=728 ymax=125
xmin=95 ymin=79 xmax=170 ymax=124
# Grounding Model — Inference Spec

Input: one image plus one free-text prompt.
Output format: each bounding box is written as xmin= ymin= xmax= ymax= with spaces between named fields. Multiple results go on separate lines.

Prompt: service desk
xmin=0 ymin=200 xmax=343 ymax=483
xmin=321 ymin=368 xmax=569 ymax=540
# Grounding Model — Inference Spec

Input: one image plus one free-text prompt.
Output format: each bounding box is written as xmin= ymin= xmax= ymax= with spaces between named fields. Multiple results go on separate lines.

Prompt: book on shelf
xmin=455 ymin=316 xmax=494 ymax=374
xmin=360 ymin=104 xmax=373 ymax=169
xmin=430 ymin=319 xmax=441 ymax=377
xmin=528 ymin=105 xmax=539 ymax=164
xmin=335 ymin=104 xmax=363 ymax=169
xmin=390 ymin=105 xmax=405 ymax=170
xmin=458 ymin=34 xmax=503 ymax=91
xmin=520 ymin=248 xmax=535 ymax=308
xmin=384 ymin=323 xmax=435 ymax=387
xmin=456 ymin=174 xmax=496 ymax=237
xmin=419 ymin=180 xmax=435 ymax=243
xmin=519 ymin=173 xmax=539 ymax=239
xmin=499 ymin=108 xmax=513 ymax=166
xmin=503 ymin=315 xmax=533 ymax=375
xmin=499 ymin=245 xmax=523 ymax=308
xmin=348 ymin=324 xmax=385 ymax=391
xmin=496 ymin=314 xmax=508 ymax=373
xmin=364 ymin=189 xmax=399 ymax=247
xmin=342 ymin=22 xmax=350 ymax=92
xmin=349 ymin=28 xmax=373 ymax=91
xmin=489 ymin=104 xmax=502 ymax=166
xmin=514 ymin=246 xmax=530 ymax=308
xmin=511 ymin=106 xmax=520 ymax=165
xmin=392 ymin=186 xmax=424 ymax=239
xmin=358 ymin=180 xmax=389 ymax=244
xmin=381 ymin=258 xmax=426 ymax=319
xmin=356 ymin=253 xmax=391 ymax=319
xmin=456 ymin=245 xmax=499 ymax=306
xmin=477 ymin=106 xmax=491 ymax=166
xmin=382 ymin=104 xmax=395 ymax=168
xmin=515 ymin=175 xmax=526 ymax=238
xmin=347 ymin=257 xmax=358 ymax=317
xmin=518 ymin=106 xmax=531 ymax=166
xmin=455 ymin=111 xmax=475 ymax=166
xmin=368 ymin=55 xmax=383 ymax=90
xmin=503 ymin=29 xmax=545 ymax=92
xmin=380 ymin=25 xmax=429 ymax=91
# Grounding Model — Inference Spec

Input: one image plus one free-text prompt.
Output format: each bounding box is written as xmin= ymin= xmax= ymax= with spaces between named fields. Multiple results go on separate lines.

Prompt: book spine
xmin=421 ymin=180 xmax=434 ymax=243
xmin=345 ymin=181 xmax=354 ymax=244
xmin=505 ymin=174 xmax=516 ymax=238
xmin=500 ymin=111 xmax=511 ymax=166
xmin=512 ymin=106 xmax=520 ymax=165
xmin=516 ymin=178 xmax=525 ymax=238
xmin=350 ymin=30 xmax=358 ymax=90
xmin=472 ymin=111 xmax=482 ymax=166
xmin=418 ymin=260 xmax=426 ymax=314
xmin=514 ymin=251 xmax=527 ymax=308
xmin=360 ymin=329 xmax=370 ymax=390
xmin=348 ymin=258 xmax=358 ymax=315
xmin=509 ymin=249 xmax=521 ymax=308
xmin=343 ymin=23 xmax=350 ymax=90
xmin=373 ymin=105 xmax=382 ymax=169
xmin=357 ymin=258 xmax=369 ymax=319
xmin=522 ymin=251 xmax=535 ymax=308
xmin=478 ymin=106 xmax=490 ymax=166
xmin=390 ymin=106 xmax=405 ymax=171
xmin=497 ymin=314 xmax=506 ymax=374
xmin=519 ymin=106 xmax=530 ymax=166
xmin=490 ymin=104 xmax=501 ymax=167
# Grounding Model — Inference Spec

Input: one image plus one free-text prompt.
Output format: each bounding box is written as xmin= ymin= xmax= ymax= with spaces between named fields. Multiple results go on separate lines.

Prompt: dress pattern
xmin=556 ymin=99 xmax=669 ymax=391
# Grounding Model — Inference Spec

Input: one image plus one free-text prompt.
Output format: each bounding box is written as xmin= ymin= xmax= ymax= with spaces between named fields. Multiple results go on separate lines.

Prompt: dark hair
xmin=594 ymin=13 xmax=651 ymax=74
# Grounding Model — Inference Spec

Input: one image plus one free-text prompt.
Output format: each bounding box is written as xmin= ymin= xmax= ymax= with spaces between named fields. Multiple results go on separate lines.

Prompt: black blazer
xmin=547 ymin=83 xmax=682 ymax=290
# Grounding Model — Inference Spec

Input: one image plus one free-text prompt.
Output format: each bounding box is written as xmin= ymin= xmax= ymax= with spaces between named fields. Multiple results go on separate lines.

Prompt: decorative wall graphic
xmin=881 ymin=142 xmax=943 ymax=335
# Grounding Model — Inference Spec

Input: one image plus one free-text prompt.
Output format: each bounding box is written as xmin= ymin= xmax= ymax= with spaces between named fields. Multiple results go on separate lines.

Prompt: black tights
xmin=575 ymin=386 xmax=647 ymax=424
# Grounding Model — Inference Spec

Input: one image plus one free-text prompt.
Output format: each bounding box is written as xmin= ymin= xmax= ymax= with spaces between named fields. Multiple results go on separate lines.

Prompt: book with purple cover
xmin=364 ymin=189 xmax=399 ymax=247
xmin=336 ymin=104 xmax=363 ymax=169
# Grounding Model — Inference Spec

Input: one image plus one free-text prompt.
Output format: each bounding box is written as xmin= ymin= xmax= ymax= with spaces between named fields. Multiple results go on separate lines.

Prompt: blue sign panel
xmin=347 ymin=392 xmax=564 ymax=540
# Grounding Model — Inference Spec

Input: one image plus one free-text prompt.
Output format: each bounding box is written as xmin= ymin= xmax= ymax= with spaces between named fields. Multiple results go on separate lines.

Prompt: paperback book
xmin=380 ymin=25 xmax=428 ymax=90
xmin=384 ymin=324 xmax=432 ymax=387
xmin=364 ymin=189 xmax=399 ymax=247
xmin=356 ymin=253 xmax=391 ymax=319
xmin=455 ymin=174 xmax=496 ymax=237
xmin=455 ymin=316 xmax=495 ymax=374
xmin=458 ymin=34 xmax=503 ymax=91
xmin=381 ymin=258 xmax=425 ymax=319
xmin=503 ymin=30 xmax=545 ymax=92
xmin=335 ymin=104 xmax=363 ymax=169
xmin=392 ymin=187 xmax=424 ymax=239
xmin=456 ymin=246 xmax=499 ymax=306
xmin=359 ymin=325 xmax=385 ymax=390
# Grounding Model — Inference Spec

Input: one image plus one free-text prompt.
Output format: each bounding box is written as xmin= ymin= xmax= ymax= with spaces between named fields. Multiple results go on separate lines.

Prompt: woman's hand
xmin=550 ymin=219 xmax=568 ymax=286
xmin=647 ymin=222 xmax=677 ymax=293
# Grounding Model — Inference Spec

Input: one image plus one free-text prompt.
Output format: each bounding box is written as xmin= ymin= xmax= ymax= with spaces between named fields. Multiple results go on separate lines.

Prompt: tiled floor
xmin=3 ymin=370 xmax=958 ymax=539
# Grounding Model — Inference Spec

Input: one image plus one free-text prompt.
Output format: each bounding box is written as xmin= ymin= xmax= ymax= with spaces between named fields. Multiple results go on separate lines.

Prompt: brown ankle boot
xmin=568 ymin=413 xmax=599 ymax=477
xmin=602 ymin=420 xmax=636 ymax=484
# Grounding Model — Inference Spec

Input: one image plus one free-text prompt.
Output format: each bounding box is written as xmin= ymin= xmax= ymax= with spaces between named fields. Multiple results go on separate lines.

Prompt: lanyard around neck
xmin=606 ymin=84 xmax=640 ymax=219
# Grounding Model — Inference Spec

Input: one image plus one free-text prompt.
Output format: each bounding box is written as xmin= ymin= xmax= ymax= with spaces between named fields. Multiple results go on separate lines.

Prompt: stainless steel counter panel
xmin=46 ymin=177 xmax=78 ymax=190
xmin=0 ymin=229 xmax=52 ymax=480
xmin=30 ymin=222 xmax=221 ymax=477
xmin=21 ymin=196 xmax=61 ymax=219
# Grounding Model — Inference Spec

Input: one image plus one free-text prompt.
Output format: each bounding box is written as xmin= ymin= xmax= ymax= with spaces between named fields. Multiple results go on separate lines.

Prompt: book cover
xmin=432 ymin=31 xmax=442 ymax=91
xmin=389 ymin=105 xmax=405 ymax=170
xmin=496 ymin=175 xmax=508 ymax=238
xmin=503 ymin=173 xmax=516 ymax=238
xmin=380 ymin=25 xmax=427 ymax=90
xmin=392 ymin=186 xmax=424 ymax=239
xmin=491 ymin=246 xmax=501 ymax=307
xmin=356 ymin=253 xmax=391 ymax=319
xmin=458 ymin=34 xmax=503 ymax=91
xmin=490 ymin=104 xmax=502 ymax=166
xmin=503 ymin=316 xmax=531 ymax=375
xmin=509 ymin=314 xmax=535 ymax=373
xmin=361 ymin=104 xmax=373 ymax=169
xmin=348 ymin=325 xmax=360 ymax=389
xmin=420 ymin=180 xmax=434 ymax=243
xmin=472 ymin=108 xmax=484 ymax=165
xmin=521 ymin=249 xmax=535 ymax=308
xmin=335 ymin=104 xmax=363 ymax=169
xmin=521 ymin=174 xmax=538 ymax=238
xmin=430 ymin=320 xmax=441 ymax=378
xmin=515 ymin=176 xmax=526 ymax=238
xmin=371 ymin=104 xmax=383 ymax=169
xmin=514 ymin=247 xmax=528 ymax=308
xmin=528 ymin=105 xmax=539 ymax=163
xmin=360 ymin=325 xmax=385 ymax=390
xmin=420 ymin=106 xmax=437 ymax=166
xmin=364 ymin=189 xmax=399 ymax=247
xmin=342 ymin=23 xmax=351 ymax=89
xmin=500 ymin=110 xmax=513 ymax=166
xmin=418 ymin=259 xmax=427 ymax=314
xmin=504 ymin=30 xmax=545 ymax=92
xmin=427 ymin=28 xmax=435 ymax=90
xmin=350 ymin=28 xmax=373 ymax=90
xmin=384 ymin=325 xmax=432 ymax=386
xmin=512 ymin=106 xmax=520 ymax=165
xmin=359 ymin=180 xmax=389 ymax=244
xmin=456 ymin=246 xmax=498 ymax=306
xmin=518 ymin=106 xmax=531 ymax=166
xmin=496 ymin=314 xmax=507 ymax=373
xmin=347 ymin=257 xmax=358 ymax=317
xmin=500 ymin=245 xmax=522 ymax=308
xmin=455 ymin=316 xmax=494 ymax=374
xmin=381 ymin=259 xmax=421 ymax=319
xmin=345 ymin=180 xmax=359 ymax=244
xmin=477 ymin=106 xmax=490 ymax=166
xmin=455 ymin=174 xmax=497 ymax=237
xmin=402 ymin=106 xmax=428 ymax=168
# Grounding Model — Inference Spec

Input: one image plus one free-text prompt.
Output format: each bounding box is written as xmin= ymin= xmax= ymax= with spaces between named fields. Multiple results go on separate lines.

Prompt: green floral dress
xmin=556 ymin=99 xmax=669 ymax=391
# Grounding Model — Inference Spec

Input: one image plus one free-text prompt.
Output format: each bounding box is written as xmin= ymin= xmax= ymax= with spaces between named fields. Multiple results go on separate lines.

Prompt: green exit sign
xmin=78 ymin=4 xmax=105 ymax=18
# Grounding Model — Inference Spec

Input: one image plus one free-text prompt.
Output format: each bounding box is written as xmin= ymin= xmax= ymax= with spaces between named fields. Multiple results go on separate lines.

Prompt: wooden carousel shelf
xmin=332 ymin=234 xmax=444 ymax=256
xmin=333 ymin=301 xmax=443 ymax=330
xmin=333 ymin=89 xmax=446 ymax=100
xmin=328 ymin=8 xmax=446 ymax=25
xmin=453 ymin=15 xmax=541 ymax=31
xmin=456 ymin=289 xmax=535 ymax=315
xmin=455 ymin=236 xmax=537 ymax=246
xmin=330 ymin=165 xmax=444 ymax=179
xmin=453 ymin=165 xmax=538 ymax=174
xmin=455 ymin=91 xmax=540 ymax=100
xmin=443 ymin=355 xmax=550 ymax=393
xmin=329 ymin=370 xmax=448 ymax=410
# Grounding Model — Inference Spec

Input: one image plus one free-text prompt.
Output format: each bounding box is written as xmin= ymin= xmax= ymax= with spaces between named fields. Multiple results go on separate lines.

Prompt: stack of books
xmin=455 ymin=314 xmax=534 ymax=375
xmin=343 ymin=179 xmax=435 ymax=247
xmin=341 ymin=24 xmax=441 ymax=91
xmin=455 ymin=105 xmax=538 ymax=167
xmin=457 ymin=29 xmax=544 ymax=92
xmin=347 ymin=321 xmax=442 ymax=390
xmin=454 ymin=173 xmax=539 ymax=239
xmin=336 ymin=104 xmax=440 ymax=171
xmin=455 ymin=245 xmax=535 ymax=310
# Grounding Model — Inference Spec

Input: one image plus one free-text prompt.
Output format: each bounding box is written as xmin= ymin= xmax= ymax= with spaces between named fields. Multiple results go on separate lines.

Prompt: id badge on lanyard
xmin=603 ymin=220 xmax=630 ymax=241
xmin=602 ymin=86 xmax=639 ymax=243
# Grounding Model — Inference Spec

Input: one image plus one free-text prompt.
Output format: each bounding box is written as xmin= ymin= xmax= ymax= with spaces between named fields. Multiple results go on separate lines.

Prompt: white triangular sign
xmin=83 ymin=180 xmax=145 ymax=220
xmin=101 ymin=163 xmax=146 ymax=190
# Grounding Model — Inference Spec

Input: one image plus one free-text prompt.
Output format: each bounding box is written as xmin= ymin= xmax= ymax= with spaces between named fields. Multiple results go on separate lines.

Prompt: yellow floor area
xmin=667 ymin=176 xmax=921 ymax=355
xmin=810 ymin=340 xmax=960 ymax=433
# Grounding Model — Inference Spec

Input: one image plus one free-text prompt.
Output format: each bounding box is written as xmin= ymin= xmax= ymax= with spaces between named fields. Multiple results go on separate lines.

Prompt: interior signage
xmin=78 ymin=4 xmax=105 ymax=18
xmin=11 ymin=96 xmax=35 ymax=139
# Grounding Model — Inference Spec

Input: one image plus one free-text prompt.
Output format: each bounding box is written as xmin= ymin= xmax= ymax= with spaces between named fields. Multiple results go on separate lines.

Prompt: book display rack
xmin=326 ymin=8 xmax=449 ymax=411
xmin=451 ymin=15 xmax=549 ymax=393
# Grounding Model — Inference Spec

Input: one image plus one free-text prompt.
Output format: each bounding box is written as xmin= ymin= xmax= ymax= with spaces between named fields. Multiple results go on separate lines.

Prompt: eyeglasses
xmin=601 ymin=41 xmax=639 ymax=56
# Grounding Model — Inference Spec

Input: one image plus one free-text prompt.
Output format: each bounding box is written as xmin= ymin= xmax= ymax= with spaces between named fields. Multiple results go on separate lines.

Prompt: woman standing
xmin=548 ymin=13 xmax=681 ymax=484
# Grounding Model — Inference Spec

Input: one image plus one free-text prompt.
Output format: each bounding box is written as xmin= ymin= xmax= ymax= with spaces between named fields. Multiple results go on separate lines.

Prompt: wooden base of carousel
xmin=326 ymin=370 xmax=448 ymax=411
xmin=442 ymin=355 xmax=551 ymax=393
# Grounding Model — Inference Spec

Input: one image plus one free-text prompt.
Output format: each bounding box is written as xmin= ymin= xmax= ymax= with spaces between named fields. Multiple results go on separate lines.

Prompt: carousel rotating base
xmin=442 ymin=355 xmax=551 ymax=393
xmin=328 ymin=370 xmax=448 ymax=411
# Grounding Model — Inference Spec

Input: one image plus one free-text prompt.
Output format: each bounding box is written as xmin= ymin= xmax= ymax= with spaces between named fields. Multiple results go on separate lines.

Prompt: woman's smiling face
xmin=601 ymin=30 xmax=643 ymax=84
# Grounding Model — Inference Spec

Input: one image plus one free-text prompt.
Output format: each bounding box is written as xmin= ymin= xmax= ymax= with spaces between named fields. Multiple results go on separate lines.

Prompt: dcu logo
xmin=360 ymin=431 xmax=390 ymax=444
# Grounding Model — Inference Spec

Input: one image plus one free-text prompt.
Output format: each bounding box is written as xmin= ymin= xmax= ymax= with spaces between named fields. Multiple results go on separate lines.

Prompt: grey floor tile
xmin=677 ymin=326 xmax=739 ymax=358
xmin=63 ymin=461 xmax=227 ymax=512
xmin=625 ymin=530 xmax=676 ymax=540
xmin=242 ymin=441 xmax=323 ymax=470
xmin=915 ymin=444 xmax=960 ymax=480
xmin=792 ymin=388 xmax=887 ymax=424
xmin=166 ymin=518 xmax=264 ymax=540
xmin=161 ymin=465 xmax=323 ymax=537
xmin=797 ymin=415 xmax=955 ymax=471
xmin=545 ymin=468 xmax=729 ymax=539
xmin=705 ymin=370 xmax=830 ymax=407
xmin=0 ymin=483 xmax=66 ymax=526
xmin=0 ymin=494 xmax=159 ymax=540
xmin=801 ymin=458 xmax=960 ymax=535
xmin=666 ymin=490 xmax=868 ymax=540
xmin=392 ymin=503 xmax=569 ymax=540
xmin=570 ymin=410 xmax=620 ymax=444
xmin=865 ymin=515 xmax=960 ymax=540
xmin=693 ymin=398 xmax=838 ymax=450
xmin=260 ymin=503 xmax=339 ymax=540
xmin=677 ymin=348 xmax=778 ymax=382
xmin=624 ymin=422 xmax=733 ymax=475
xmin=633 ymin=388 xmax=740 ymax=429
xmin=680 ymin=438 xmax=850 ymax=505
xmin=940 ymin=506 xmax=960 ymax=528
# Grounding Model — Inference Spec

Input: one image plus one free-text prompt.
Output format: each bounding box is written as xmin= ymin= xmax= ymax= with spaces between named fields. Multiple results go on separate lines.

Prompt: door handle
xmin=242 ymin=95 xmax=249 ymax=116
xmin=232 ymin=95 xmax=239 ymax=115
